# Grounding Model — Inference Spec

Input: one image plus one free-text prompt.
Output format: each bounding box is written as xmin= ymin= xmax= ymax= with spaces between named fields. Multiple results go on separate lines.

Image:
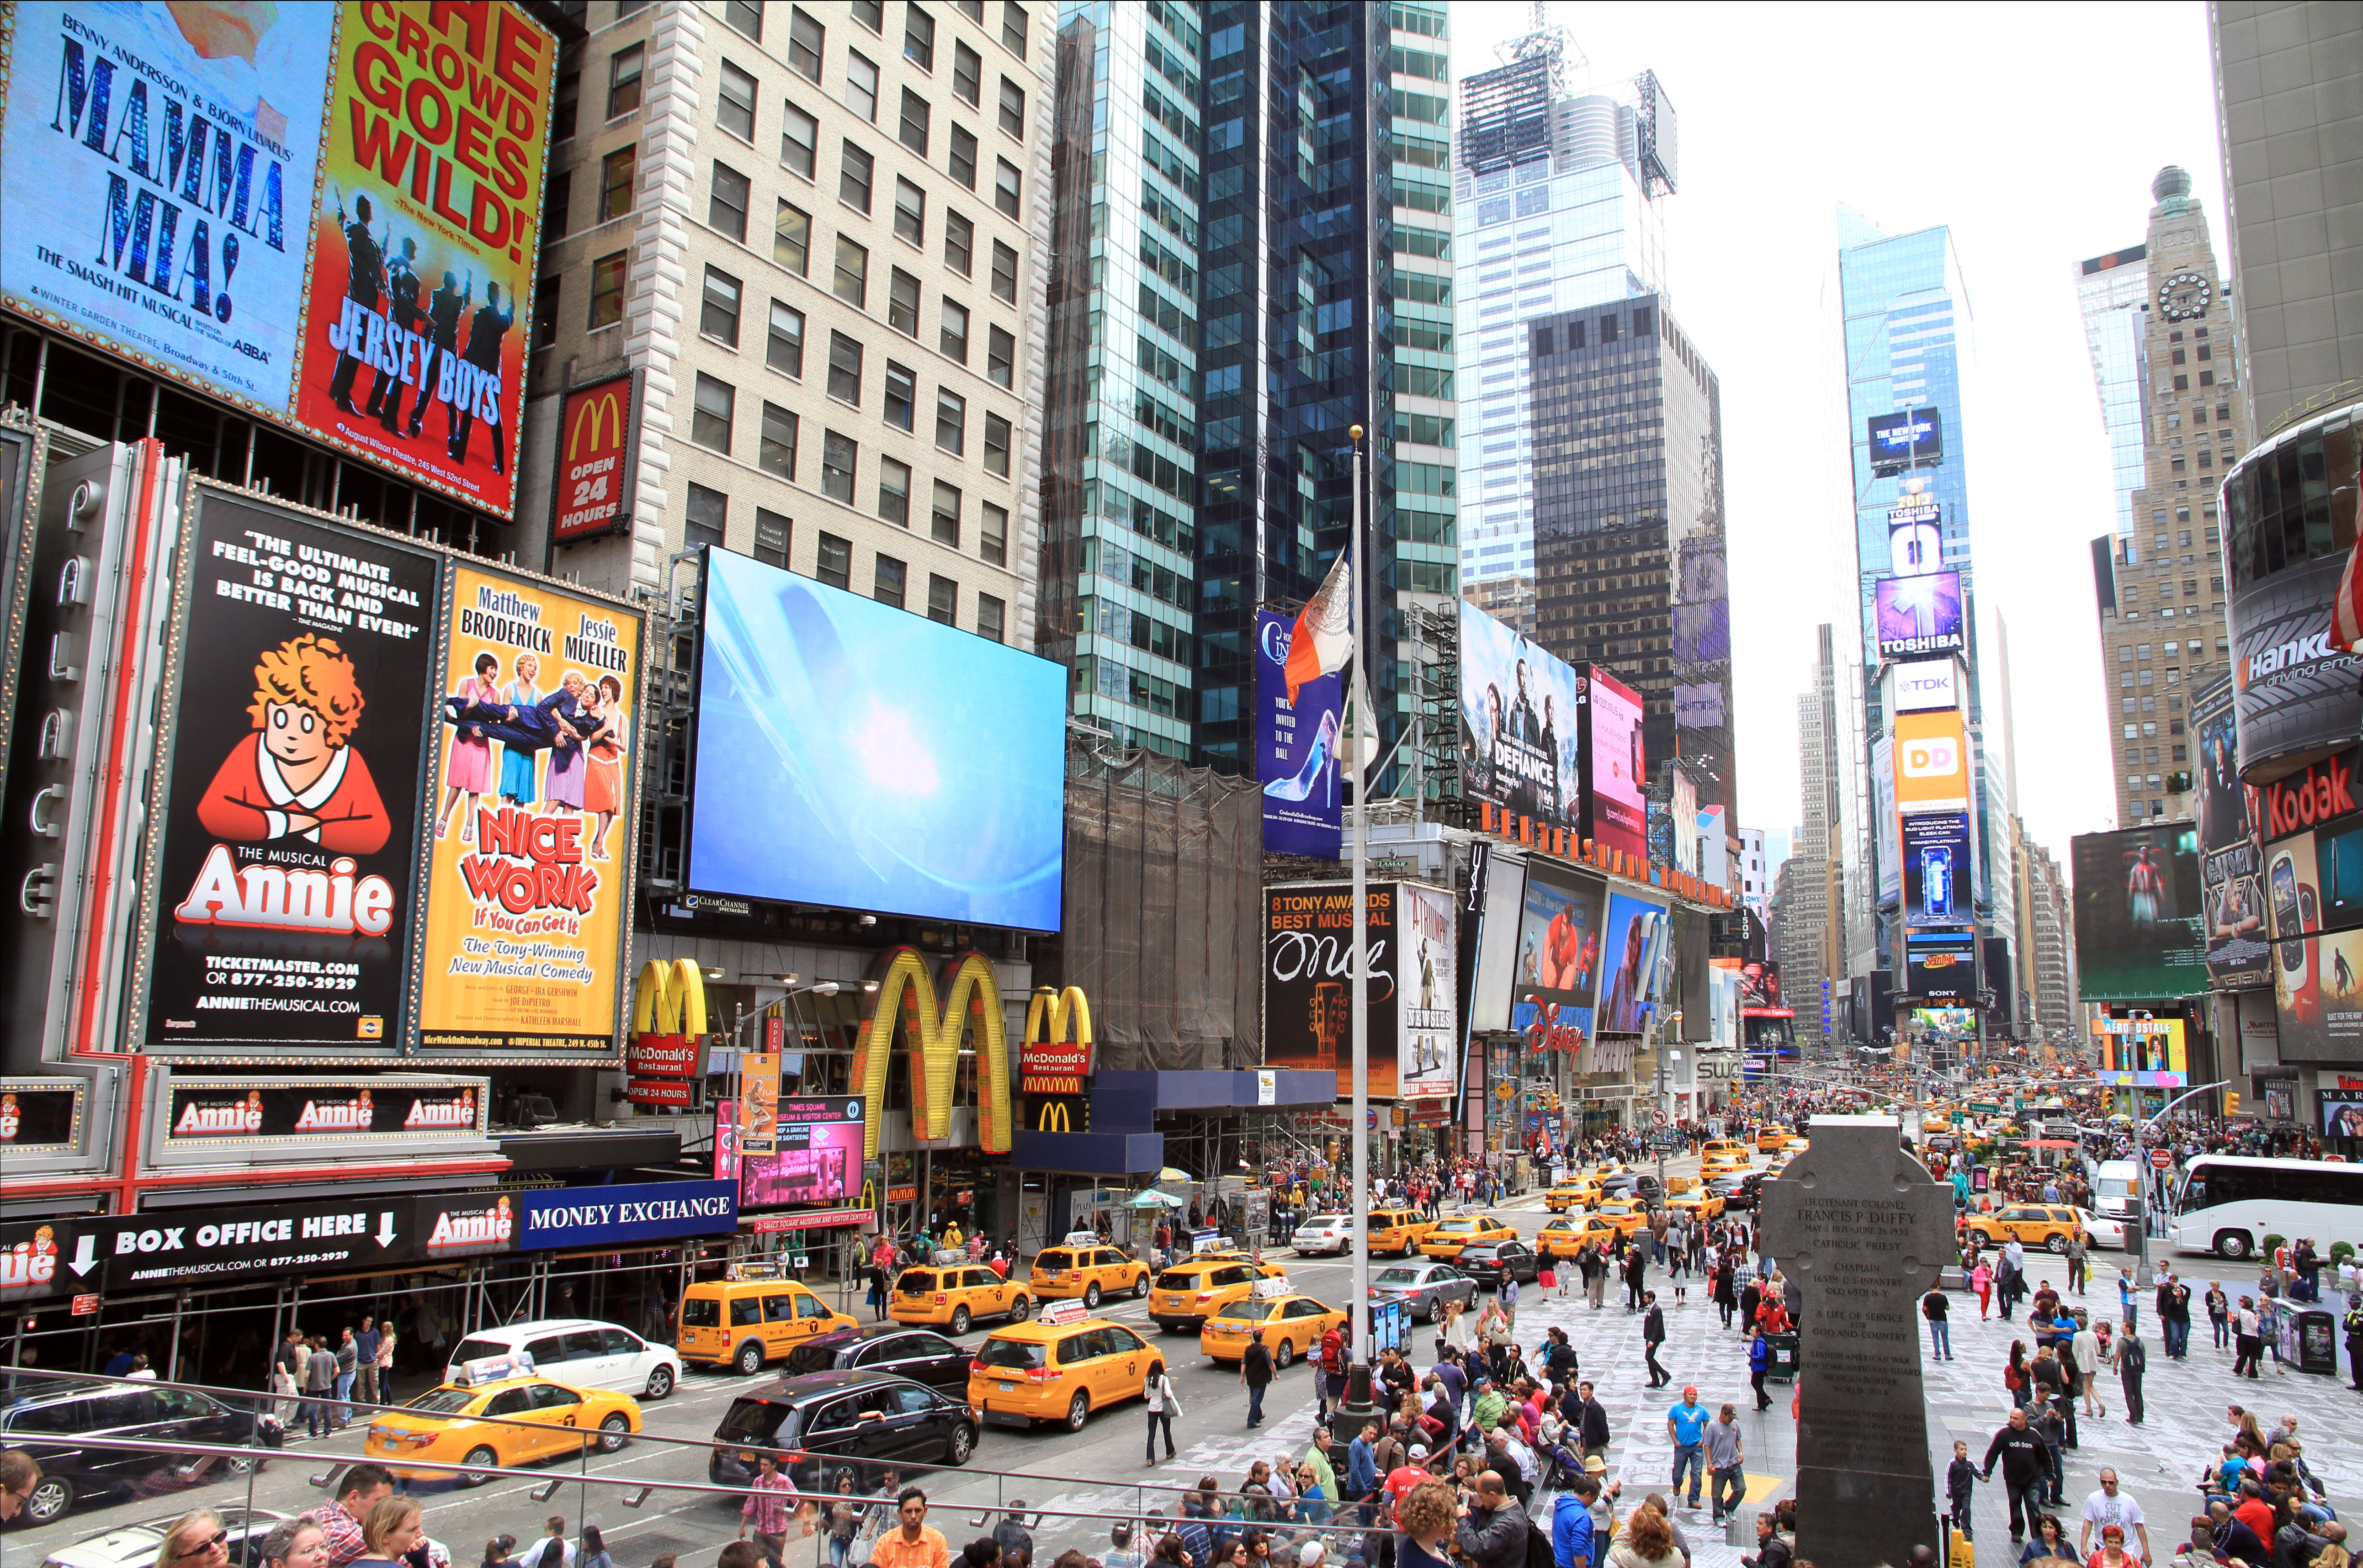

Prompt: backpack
xmin=1524 ymin=1520 xmax=1558 ymax=1568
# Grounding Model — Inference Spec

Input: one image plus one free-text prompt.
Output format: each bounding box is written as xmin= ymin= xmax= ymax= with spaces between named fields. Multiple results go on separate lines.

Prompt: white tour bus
xmin=2171 ymin=1154 xmax=2363 ymax=1260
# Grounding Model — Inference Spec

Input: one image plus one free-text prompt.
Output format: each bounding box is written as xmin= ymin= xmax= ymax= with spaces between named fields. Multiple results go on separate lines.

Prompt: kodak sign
xmin=552 ymin=375 xmax=633 ymax=543
xmin=2263 ymin=750 xmax=2358 ymax=838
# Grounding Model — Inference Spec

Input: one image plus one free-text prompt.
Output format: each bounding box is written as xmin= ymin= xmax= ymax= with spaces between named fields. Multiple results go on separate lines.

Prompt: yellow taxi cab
xmin=1148 ymin=1254 xmax=1286 ymax=1333
xmin=1756 ymin=1125 xmax=1792 ymax=1153
xmin=1591 ymin=1199 xmax=1651 ymax=1238
xmin=1198 ymin=1282 xmax=1346 ymax=1368
xmin=1026 ymin=1242 xmax=1151 ymax=1308
xmin=1543 ymin=1179 xmax=1598 ymax=1213
xmin=1700 ymin=1140 xmax=1748 ymax=1165
xmin=1703 ymin=1146 xmax=1751 ymax=1173
xmin=1965 ymin=1204 xmax=2089 ymax=1253
xmin=1666 ymin=1187 xmax=1724 ymax=1223
xmin=678 ymin=1271 xmax=860 ymax=1375
xmin=889 ymin=1263 xmax=1032 ymax=1334
xmin=1784 ymin=1136 xmax=1811 ymax=1152
xmin=1418 ymin=1215 xmax=1517 ymax=1259
xmin=1368 ymin=1208 xmax=1435 ymax=1257
xmin=364 ymin=1357 xmax=641 ymax=1486
xmin=968 ymin=1303 xmax=1163 ymax=1432
xmin=1535 ymin=1214 xmax=1618 ymax=1260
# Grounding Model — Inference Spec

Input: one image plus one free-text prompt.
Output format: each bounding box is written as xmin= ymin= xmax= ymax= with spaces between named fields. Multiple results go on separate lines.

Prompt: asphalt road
xmin=5 ymin=1151 xmax=1735 ymax=1568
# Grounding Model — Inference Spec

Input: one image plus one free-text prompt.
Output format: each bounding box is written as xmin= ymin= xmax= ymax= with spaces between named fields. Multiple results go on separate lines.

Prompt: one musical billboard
xmin=0 ymin=3 xmax=559 ymax=519
xmin=2071 ymin=825 xmax=2207 ymax=1002
xmin=1255 ymin=609 xmax=1343 ymax=858
xmin=687 ymin=547 xmax=1066 ymax=931
xmin=1868 ymin=408 xmax=1944 ymax=474
xmin=2194 ymin=675 xmax=2270 ymax=990
xmin=1458 ymin=602 xmax=1579 ymax=832
xmin=1263 ymin=881 xmax=1455 ymax=1098
xmin=1875 ymin=571 xmax=1965 ymax=660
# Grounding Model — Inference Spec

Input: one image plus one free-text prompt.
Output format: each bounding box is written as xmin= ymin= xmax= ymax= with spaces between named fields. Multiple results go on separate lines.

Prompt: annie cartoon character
xmin=195 ymin=633 xmax=391 ymax=853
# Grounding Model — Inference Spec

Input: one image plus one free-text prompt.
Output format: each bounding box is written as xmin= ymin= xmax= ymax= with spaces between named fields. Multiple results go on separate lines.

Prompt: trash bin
xmin=1766 ymin=1330 xmax=1801 ymax=1383
xmin=2297 ymin=1309 xmax=2338 ymax=1375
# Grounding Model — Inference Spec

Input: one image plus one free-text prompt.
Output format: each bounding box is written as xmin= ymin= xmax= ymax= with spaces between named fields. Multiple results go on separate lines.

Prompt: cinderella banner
xmin=1255 ymin=609 xmax=1342 ymax=858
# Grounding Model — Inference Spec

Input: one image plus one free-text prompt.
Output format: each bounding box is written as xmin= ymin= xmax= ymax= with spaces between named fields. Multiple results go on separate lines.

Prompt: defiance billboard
xmin=1458 ymin=602 xmax=1579 ymax=832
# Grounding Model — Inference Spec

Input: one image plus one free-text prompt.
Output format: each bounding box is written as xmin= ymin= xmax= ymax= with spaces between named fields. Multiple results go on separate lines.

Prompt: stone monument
xmin=1757 ymin=1115 xmax=1958 ymax=1568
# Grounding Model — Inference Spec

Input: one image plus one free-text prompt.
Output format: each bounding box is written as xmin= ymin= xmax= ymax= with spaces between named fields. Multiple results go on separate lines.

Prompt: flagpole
xmin=1344 ymin=422 xmax=1375 ymax=1419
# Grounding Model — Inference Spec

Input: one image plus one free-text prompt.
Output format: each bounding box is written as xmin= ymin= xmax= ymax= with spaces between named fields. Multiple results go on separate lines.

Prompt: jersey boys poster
xmin=418 ymin=566 xmax=641 ymax=1050
xmin=138 ymin=492 xmax=441 ymax=1047
xmin=289 ymin=1 xmax=555 ymax=516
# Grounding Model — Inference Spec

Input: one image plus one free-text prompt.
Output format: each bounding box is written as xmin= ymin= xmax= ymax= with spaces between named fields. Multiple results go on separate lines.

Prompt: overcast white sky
xmin=1448 ymin=1 xmax=2227 ymax=872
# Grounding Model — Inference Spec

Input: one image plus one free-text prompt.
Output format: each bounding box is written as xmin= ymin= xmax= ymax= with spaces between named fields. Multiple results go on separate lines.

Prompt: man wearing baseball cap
xmin=1383 ymin=1446 xmax=1434 ymax=1516
xmin=1667 ymin=1387 xmax=1710 ymax=1511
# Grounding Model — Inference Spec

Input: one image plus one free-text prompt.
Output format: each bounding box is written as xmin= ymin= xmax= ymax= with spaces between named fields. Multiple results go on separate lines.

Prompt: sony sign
xmin=1891 ymin=659 xmax=1959 ymax=715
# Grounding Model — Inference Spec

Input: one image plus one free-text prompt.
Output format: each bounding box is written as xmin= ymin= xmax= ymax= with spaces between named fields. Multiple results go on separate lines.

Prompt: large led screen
xmin=1874 ymin=571 xmax=1965 ymax=659
xmin=1458 ymin=603 xmax=1581 ymax=832
xmin=1596 ymin=891 xmax=1667 ymax=1034
xmin=2195 ymin=676 xmax=2269 ymax=990
xmin=1508 ymin=861 xmax=1606 ymax=1039
xmin=1255 ymin=609 xmax=1343 ymax=858
xmin=2071 ymin=826 xmax=2207 ymax=1002
xmin=1583 ymin=666 xmax=1649 ymax=859
xmin=1868 ymin=408 xmax=1944 ymax=474
xmin=688 ymin=549 xmax=1066 ymax=930
xmin=1902 ymin=811 xmax=1972 ymax=928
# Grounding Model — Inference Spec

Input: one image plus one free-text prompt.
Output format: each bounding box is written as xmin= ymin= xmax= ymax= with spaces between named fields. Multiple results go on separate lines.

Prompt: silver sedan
xmin=1367 ymin=1260 xmax=1476 ymax=1323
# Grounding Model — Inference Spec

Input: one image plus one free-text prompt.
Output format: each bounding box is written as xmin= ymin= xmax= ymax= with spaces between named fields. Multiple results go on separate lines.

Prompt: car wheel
xmin=597 ymin=1413 xmax=632 ymax=1452
xmin=1274 ymin=1339 xmax=1296 ymax=1369
xmin=1009 ymin=1294 xmax=1029 ymax=1319
xmin=951 ymin=1305 xmax=972 ymax=1335
xmin=226 ymin=1454 xmax=258 ymax=1476
xmin=1418 ymin=1297 xmax=1437 ymax=1324
xmin=462 ymin=1446 xmax=499 ymax=1487
xmin=1084 ymin=1283 xmax=1102 ymax=1309
xmin=946 ymin=1422 xmax=977 ymax=1465
xmin=2046 ymin=1234 xmax=2070 ymax=1255
xmin=1133 ymin=1274 xmax=1150 ymax=1299
xmin=645 ymin=1365 xmax=675 ymax=1399
xmin=1065 ymin=1390 xmax=1091 ymax=1432
xmin=23 ymin=1473 xmax=73 ymax=1525
xmin=734 ymin=1340 xmax=765 ymax=1376
xmin=2216 ymin=1229 xmax=2253 ymax=1261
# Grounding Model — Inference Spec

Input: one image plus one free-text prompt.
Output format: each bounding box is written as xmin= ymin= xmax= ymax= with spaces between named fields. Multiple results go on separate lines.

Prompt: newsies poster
xmin=417 ymin=565 xmax=642 ymax=1051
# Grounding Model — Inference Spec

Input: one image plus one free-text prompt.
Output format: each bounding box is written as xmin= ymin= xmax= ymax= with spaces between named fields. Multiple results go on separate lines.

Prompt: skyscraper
xmin=2084 ymin=168 xmax=2246 ymax=829
xmin=2073 ymin=243 xmax=2153 ymax=538
xmin=1040 ymin=0 xmax=1455 ymax=767
xmin=1451 ymin=25 xmax=1672 ymax=604
xmin=1777 ymin=624 xmax=1844 ymax=1048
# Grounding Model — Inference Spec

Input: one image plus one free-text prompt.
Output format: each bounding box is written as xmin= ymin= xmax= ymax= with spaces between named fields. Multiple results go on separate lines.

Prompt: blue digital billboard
xmin=1254 ymin=609 xmax=1343 ymax=858
xmin=687 ymin=549 xmax=1066 ymax=930
xmin=1597 ymin=891 xmax=1668 ymax=1034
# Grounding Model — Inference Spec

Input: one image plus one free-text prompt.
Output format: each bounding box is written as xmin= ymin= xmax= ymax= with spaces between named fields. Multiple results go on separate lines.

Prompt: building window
xmin=986 ymin=324 xmax=1013 ymax=387
xmin=608 ymin=43 xmax=644 ymax=118
xmin=884 ymin=360 xmax=916 ymax=429
xmin=547 ymin=169 xmax=573 ymax=236
xmin=875 ymin=553 xmax=907 ymax=609
xmin=977 ymin=592 xmax=1004 ymax=642
xmin=993 ymin=157 xmax=1021 ymax=217
xmin=553 ymin=71 xmax=579 ymax=140
xmin=774 ymin=201 xmax=811 ymax=273
xmin=893 ymin=179 xmax=927 ymax=247
xmin=709 ymin=161 xmax=750 ymax=239
xmin=787 ymin=5 xmax=824 ymax=82
xmin=759 ymin=403 xmax=798 ymax=478
xmin=950 ymin=124 xmax=977 ymax=189
xmin=898 ymin=88 xmax=931 ymax=155
xmin=888 ymin=267 xmax=920 ymax=336
xmin=931 ymin=479 xmax=961 ymax=544
xmin=685 ymin=483 xmax=727 ymax=549
xmin=998 ymin=76 xmax=1025 ymax=138
xmin=817 ymin=531 xmax=852 ymax=588
xmin=905 ymin=5 xmax=935 ymax=69
xmin=781 ymin=102 xmax=817 ymax=177
xmin=983 ymin=411 xmax=1009 ymax=475
xmin=692 ymin=373 xmax=735 ymax=451
xmin=827 ymin=331 xmax=864 ymax=403
xmin=834 ymin=234 xmax=868 ymax=307
xmin=941 ymin=299 xmax=970 ymax=362
xmin=878 ymin=456 xmax=912 ymax=525
xmin=846 ymin=50 xmax=879 ymax=121
xmin=600 ymin=146 xmax=637 ymax=221
xmin=822 ymin=431 xmax=857 ymax=502
xmin=841 ymin=140 xmax=874 ymax=211
xmin=980 ymin=501 xmax=1007 ymax=566
xmin=936 ymin=388 xmax=966 ymax=453
xmin=724 ymin=0 xmax=762 ymax=41
xmin=989 ymin=240 xmax=1016 ymax=302
xmin=701 ymin=266 xmax=742 ymax=344
xmin=766 ymin=300 xmax=805 ymax=376
xmin=946 ymin=211 xmax=974 ymax=275
xmin=927 ymin=573 xmax=958 ymax=625
xmin=753 ymin=508 xmax=791 ymax=567
xmin=531 ymin=275 xmax=561 ymax=347
xmin=717 ymin=60 xmax=758 ymax=140
xmin=851 ymin=0 xmax=882 ymax=32
xmin=589 ymin=251 xmax=628 ymax=328
xmin=1003 ymin=1 xmax=1028 ymax=58
xmin=953 ymin=40 xmax=982 ymax=106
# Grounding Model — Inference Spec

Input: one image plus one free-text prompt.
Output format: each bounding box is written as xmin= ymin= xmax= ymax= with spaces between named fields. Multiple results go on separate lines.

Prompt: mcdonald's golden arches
xmin=850 ymin=948 xmax=1016 ymax=1160
xmin=1021 ymin=985 xmax=1094 ymax=1094
xmin=553 ymin=375 xmax=634 ymax=543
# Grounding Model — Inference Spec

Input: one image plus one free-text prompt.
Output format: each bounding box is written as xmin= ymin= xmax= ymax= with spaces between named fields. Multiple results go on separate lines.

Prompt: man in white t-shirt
xmin=2079 ymin=1471 xmax=2150 ymax=1563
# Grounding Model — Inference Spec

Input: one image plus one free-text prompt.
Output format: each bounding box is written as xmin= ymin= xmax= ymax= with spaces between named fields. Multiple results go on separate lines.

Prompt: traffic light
xmin=2225 ymin=1091 xmax=2241 ymax=1116
xmin=2101 ymin=1086 xmax=2114 ymax=1111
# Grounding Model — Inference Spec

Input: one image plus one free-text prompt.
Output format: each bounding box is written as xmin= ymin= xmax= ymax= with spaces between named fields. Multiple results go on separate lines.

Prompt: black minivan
xmin=710 ymin=1370 xmax=976 ymax=1493
xmin=0 ymin=1381 xmax=260 ymax=1525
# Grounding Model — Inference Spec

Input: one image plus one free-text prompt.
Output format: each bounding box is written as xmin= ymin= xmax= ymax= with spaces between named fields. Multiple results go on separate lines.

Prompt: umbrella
xmin=1157 ymin=1168 xmax=1192 ymax=1182
xmin=2024 ymin=1139 xmax=2080 ymax=1149
xmin=1127 ymin=1190 xmax=1185 ymax=1208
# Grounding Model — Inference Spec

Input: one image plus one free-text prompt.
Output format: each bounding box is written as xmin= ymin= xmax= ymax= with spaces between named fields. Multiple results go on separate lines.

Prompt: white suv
xmin=1292 ymin=1214 xmax=1352 ymax=1255
xmin=446 ymin=1319 xmax=683 ymax=1399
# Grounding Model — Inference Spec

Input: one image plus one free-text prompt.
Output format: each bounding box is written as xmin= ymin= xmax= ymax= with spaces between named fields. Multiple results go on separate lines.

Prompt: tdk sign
xmin=1891 ymin=660 xmax=1959 ymax=714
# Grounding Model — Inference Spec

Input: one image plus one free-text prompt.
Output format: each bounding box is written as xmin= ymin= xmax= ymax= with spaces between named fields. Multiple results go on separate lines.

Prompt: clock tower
xmin=2089 ymin=166 xmax=2247 ymax=832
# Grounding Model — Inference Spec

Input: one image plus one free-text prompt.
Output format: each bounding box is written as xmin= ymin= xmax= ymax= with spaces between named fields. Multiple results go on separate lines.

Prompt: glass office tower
xmin=2074 ymin=244 xmax=2151 ymax=540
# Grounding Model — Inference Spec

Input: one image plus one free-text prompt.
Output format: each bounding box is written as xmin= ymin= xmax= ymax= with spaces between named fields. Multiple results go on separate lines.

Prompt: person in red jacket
xmin=195 ymin=633 xmax=390 ymax=853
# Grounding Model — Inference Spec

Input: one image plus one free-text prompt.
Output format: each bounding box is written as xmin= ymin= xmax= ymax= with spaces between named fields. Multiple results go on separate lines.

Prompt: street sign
xmin=2149 ymin=1150 xmax=2172 ymax=1171
xmin=71 ymin=1294 xmax=98 ymax=1316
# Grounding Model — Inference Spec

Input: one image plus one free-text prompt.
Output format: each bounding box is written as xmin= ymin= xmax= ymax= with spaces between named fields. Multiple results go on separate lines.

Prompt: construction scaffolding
xmin=1046 ymin=736 xmax=1263 ymax=1072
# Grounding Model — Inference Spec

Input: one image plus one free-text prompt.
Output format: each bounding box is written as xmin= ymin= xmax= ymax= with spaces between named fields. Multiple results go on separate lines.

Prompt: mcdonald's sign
xmin=1021 ymin=986 xmax=1094 ymax=1094
xmin=552 ymin=374 xmax=636 ymax=545
xmin=633 ymin=959 xmax=710 ymax=1036
xmin=1034 ymin=1097 xmax=1086 ymax=1133
xmin=850 ymin=948 xmax=1017 ymax=1160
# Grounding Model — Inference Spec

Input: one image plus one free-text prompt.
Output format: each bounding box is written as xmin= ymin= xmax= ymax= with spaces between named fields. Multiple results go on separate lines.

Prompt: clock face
xmin=2158 ymin=270 xmax=2213 ymax=322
